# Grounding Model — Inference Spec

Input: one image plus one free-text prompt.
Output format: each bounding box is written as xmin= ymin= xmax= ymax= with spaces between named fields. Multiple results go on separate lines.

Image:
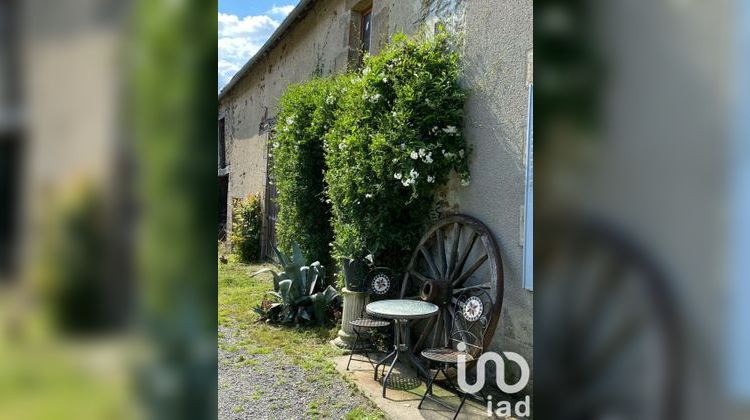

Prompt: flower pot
xmin=341 ymin=258 xmax=366 ymax=292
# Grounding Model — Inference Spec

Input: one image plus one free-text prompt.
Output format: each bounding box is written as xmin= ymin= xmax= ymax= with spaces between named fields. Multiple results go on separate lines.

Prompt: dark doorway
xmin=0 ymin=135 xmax=22 ymax=279
xmin=218 ymin=175 xmax=228 ymax=240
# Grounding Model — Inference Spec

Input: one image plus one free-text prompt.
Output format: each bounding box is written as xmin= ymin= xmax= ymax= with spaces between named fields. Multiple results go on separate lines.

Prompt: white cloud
xmin=268 ymin=4 xmax=296 ymax=17
xmin=218 ymin=12 xmax=282 ymax=91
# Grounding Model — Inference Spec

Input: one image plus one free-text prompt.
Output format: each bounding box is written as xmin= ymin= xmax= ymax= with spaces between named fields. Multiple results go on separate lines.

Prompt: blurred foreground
xmin=536 ymin=0 xmax=746 ymax=419
xmin=0 ymin=0 xmax=216 ymax=419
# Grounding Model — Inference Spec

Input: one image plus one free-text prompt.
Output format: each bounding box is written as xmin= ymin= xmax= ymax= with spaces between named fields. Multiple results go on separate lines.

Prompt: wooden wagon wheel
xmin=535 ymin=216 xmax=683 ymax=420
xmin=400 ymin=214 xmax=504 ymax=356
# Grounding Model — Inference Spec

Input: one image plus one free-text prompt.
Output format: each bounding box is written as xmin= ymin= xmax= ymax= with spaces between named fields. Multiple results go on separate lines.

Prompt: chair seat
xmin=421 ymin=348 xmax=475 ymax=364
xmin=350 ymin=318 xmax=390 ymax=328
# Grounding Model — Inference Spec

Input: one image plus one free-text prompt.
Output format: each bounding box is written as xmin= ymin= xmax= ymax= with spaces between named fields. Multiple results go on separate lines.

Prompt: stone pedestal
xmin=333 ymin=287 xmax=368 ymax=350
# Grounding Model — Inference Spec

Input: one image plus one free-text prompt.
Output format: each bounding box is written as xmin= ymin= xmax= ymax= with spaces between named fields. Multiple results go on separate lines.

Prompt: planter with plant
xmin=250 ymin=243 xmax=339 ymax=326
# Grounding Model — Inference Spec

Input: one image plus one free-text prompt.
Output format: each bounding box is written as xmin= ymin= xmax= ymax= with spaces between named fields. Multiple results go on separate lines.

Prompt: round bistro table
xmin=366 ymin=299 xmax=439 ymax=397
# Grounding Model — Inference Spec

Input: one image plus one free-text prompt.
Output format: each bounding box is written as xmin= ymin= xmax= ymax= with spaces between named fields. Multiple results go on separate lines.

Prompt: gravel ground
xmin=218 ymin=325 xmax=376 ymax=419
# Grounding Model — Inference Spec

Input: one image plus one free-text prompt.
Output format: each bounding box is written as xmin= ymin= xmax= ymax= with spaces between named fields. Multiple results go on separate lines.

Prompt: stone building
xmin=218 ymin=0 xmax=533 ymax=366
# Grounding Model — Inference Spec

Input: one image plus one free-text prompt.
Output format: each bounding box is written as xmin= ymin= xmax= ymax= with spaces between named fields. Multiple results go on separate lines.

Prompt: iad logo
xmin=456 ymin=343 xmax=531 ymax=417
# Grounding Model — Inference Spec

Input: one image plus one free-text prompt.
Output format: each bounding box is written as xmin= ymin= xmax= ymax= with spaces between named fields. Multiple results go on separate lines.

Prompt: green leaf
xmin=291 ymin=242 xmax=305 ymax=267
xmin=249 ymin=268 xmax=281 ymax=292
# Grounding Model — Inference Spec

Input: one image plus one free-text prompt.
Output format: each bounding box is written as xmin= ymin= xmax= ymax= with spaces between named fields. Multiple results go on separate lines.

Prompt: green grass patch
xmin=219 ymin=261 xmax=385 ymax=419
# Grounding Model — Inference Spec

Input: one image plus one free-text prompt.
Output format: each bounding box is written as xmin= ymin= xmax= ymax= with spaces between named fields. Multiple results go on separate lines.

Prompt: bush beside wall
xmin=230 ymin=194 xmax=262 ymax=263
xmin=324 ymin=31 xmax=469 ymax=267
xmin=272 ymin=78 xmax=340 ymax=270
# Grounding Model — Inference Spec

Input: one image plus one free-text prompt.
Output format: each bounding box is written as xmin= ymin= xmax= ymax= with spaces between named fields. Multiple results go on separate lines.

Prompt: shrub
xmin=230 ymin=194 xmax=262 ymax=263
xmin=324 ymin=31 xmax=469 ymax=267
xmin=250 ymin=243 xmax=339 ymax=326
xmin=273 ymin=77 xmax=341 ymax=271
xmin=33 ymin=180 xmax=111 ymax=333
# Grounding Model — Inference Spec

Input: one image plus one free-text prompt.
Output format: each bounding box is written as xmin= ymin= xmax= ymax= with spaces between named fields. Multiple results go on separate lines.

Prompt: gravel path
xmin=218 ymin=325 xmax=376 ymax=419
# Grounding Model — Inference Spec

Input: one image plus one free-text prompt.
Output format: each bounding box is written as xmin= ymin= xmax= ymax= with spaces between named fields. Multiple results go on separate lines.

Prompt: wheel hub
xmin=420 ymin=278 xmax=452 ymax=305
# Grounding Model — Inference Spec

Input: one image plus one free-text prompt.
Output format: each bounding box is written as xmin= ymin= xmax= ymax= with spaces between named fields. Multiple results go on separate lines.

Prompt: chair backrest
xmin=360 ymin=267 xmax=399 ymax=318
xmin=449 ymin=288 xmax=495 ymax=358
xmin=365 ymin=267 xmax=399 ymax=300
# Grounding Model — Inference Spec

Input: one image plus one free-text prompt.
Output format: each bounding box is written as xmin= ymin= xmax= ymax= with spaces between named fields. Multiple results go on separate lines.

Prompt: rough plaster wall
xmin=218 ymin=0 xmax=533 ymax=363
xmin=452 ymin=0 xmax=533 ymax=362
xmin=219 ymin=0 xmax=350 ymax=227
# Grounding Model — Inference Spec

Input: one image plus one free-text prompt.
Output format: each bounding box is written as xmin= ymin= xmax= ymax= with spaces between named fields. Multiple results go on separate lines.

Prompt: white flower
xmin=400 ymin=143 xmax=406 ymax=150
xmin=459 ymin=149 xmax=465 ymax=158
xmin=365 ymin=193 xmax=373 ymax=198
xmin=402 ymin=179 xmax=411 ymax=187
xmin=442 ymin=125 xmax=458 ymax=135
xmin=423 ymin=153 xmax=433 ymax=163
xmin=325 ymin=95 xmax=335 ymax=105
xmin=432 ymin=126 xmax=439 ymax=134
xmin=392 ymin=111 xmax=398 ymax=118
xmin=273 ymin=142 xmax=279 ymax=148
xmin=363 ymin=66 xmax=371 ymax=76
xmin=383 ymin=77 xmax=388 ymax=83
xmin=418 ymin=148 xmax=426 ymax=157
xmin=410 ymin=151 xmax=419 ymax=160
xmin=444 ymin=151 xmax=456 ymax=159
xmin=427 ymin=175 xmax=435 ymax=183
xmin=369 ymin=93 xmax=382 ymax=103
xmin=286 ymin=116 xmax=296 ymax=125
xmin=410 ymin=169 xmax=419 ymax=179
xmin=339 ymin=142 xmax=346 ymax=150
xmin=461 ymin=178 xmax=471 ymax=187
xmin=394 ymin=172 xmax=403 ymax=180
xmin=392 ymin=158 xmax=399 ymax=163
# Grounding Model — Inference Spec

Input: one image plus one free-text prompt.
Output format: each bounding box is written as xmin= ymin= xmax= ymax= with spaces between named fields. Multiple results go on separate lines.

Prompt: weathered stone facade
xmin=218 ymin=0 xmax=533 ymax=365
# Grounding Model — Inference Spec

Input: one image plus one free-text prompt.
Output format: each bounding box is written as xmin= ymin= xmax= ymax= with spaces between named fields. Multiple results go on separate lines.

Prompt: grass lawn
xmin=218 ymin=260 xmax=385 ymax=419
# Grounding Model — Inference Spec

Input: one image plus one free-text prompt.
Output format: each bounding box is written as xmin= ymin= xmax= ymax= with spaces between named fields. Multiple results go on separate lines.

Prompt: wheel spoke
xmin=450 ymin=231 xmax=479 ymax=280
xmin=409 ymin=269 xmax=433 ymax=284
xmin=446 ymin=223 xmax=462 ymax=278
xmin=442 ymin=308 xmax=450 ymax=347
xmin=436 ymin=228 xmax=447 ymax=277
xmin=431 ymin=309 xmax=443 ymax=348
xmin=414 ymin=315 xmax=435 ymax=350
xmin=452 ymin=254 xmax=488 ymax=287
xmin=419 ymin=246 xmax=440 ymax=280
xmin=453 ymin=284 xmax=491 ymax=295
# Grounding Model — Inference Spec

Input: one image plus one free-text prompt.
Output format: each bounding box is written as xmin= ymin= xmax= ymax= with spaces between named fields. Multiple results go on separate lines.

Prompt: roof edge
xmin=218 ymin=0 xmax=318 ymax=102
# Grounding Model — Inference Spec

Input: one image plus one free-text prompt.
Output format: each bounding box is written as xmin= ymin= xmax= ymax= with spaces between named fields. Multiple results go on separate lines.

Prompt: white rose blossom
xmin=286 ymin=116 xmax=295 ymax=125
xmin=427 ymin=175 xmax=435 ymax=183
xmin=394 ymin=172 xmax=403 ymax=180
xmin=410 ymin=151 xmax=419 ymax=160
xmin=423 ymin=153 xmax=433 ymax=163
xmin=442 ymin=125 xmax=458 ymax=135
xmin=418 ymin=148 xmax=426 ymax=157
xmin=365 ymin=193 xmax=373 ymax=198
xmin=459 ymin=149 xmax=465 ymax=158
xmin=410 ymin=169 xmax=419 ymax=179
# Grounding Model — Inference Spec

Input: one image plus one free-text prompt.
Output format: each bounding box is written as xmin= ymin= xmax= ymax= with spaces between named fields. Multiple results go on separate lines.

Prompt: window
xmin=218 ymin=117 xmax=226 ymax=169
xmin=361 ymin=9 xmax=372 ymax=54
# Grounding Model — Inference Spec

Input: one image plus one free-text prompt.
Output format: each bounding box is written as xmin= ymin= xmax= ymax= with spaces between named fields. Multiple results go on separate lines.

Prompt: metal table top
xmin=366 ymin=299 xmax=439 ymax=320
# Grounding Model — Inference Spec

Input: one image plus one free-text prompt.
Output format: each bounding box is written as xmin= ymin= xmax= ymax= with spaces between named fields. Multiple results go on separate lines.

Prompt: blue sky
xmin=218 ymin=1 xmax=301 ymax=91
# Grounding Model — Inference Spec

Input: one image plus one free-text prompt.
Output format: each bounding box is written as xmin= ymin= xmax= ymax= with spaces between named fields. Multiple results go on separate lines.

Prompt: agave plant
xmin=251 ymin=243 xmax=339 ymax=325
